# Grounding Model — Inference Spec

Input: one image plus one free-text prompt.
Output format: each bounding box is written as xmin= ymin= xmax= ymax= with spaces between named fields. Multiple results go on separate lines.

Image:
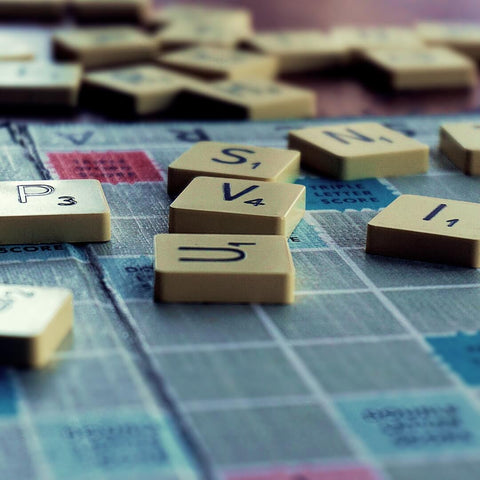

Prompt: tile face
xmin=83 ymin=64 xmax=194 ymax=115
xmin=0 ymin=35 xmax=34 ymax=61
xmin=366 ymin=194 xmax=480 ymax=267
xmin=417 ymin=22 xmax=480 ymax=60
xmin=53 ymin=27 xmax=158 ymax=69
xmin=440 ymin=122 xmax=480 ymax=175
xmin=158 ymin=46 xmax=278 ymax=80
xmin=0 ymin=284 xmax=73 ymax=368
xmin=154 ymin=234 xmax=295 ymax=303
xmin=362 ymin=47 xmax=476 ymax=90
xmin=0 ymin=62 xmax=81 ymax=107
xmin=289 ymin=122 xmax=429 ymax=180
xmin=168 ymin=141 xmax=300 ymax=197
xmin=245 ymin=30 xmax=348 ymax=74
xmin=0 ymin=180 xmax=110 ymax=244
xmin=0 ymin=0 xmax=65 ymax=18
xmin=181 ymin=78 xmax=316 ymax=120
xmin=169 ymin=176 xmax=305 ymax=236
xmin=71 ymin=0 xmax=149 ymax=23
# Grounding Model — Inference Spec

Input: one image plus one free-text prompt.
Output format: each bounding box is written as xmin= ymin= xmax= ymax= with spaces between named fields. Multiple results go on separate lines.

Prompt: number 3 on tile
xmin=423 ymin=203 xmax=459 ymax=227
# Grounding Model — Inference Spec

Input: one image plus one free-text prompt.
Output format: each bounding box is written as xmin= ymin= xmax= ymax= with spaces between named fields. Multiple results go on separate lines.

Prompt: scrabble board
xmin=1 ymin=112 xmax=480 ymax=480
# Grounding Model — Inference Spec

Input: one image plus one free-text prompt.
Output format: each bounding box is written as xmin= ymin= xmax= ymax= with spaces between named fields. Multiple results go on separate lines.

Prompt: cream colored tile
xmin=0 ymin=62 xmax=81 ymax=107
xmin=367 ymin=194 xmax=480 ymax=267
xmin=0 ymin=0 xmax=65 ymax=18
xmin=169 ymin=176 xmax=305 ymax=236
xmin=288 ymin=122 xmax=429 ymax=180
xmin=440 ymin=122 xmax=480 ymax=175
xmin=0 ymin=284 xmax=73 ymax=368
xmin=154 ymin=233 xmax=295 ymax=303
xmin=167 ymin=141 xmax=300 ymax=197
xmin=0 ymin=179 xmax=110 ymax=244
xmin=157 ymin=46 xmax=278 ymax=80
xmin=0 ymin=35 xmax=34 ymax=61
xmin=83 ymin=64 xmax=195 ymax=115
xmin=245 ymin=30 xmax=348 ymax=74
xmin=362 ymin=47 xmax=477 ymax=90
xmin=181 ymin=78 xmax=316 ymax=120
xmin=71 ymin=0 xmax=150 ymax=23
xmin=417 ymin=22 xmax=480 ymax=60
xmin=53 ymin=27 xmax=158 ymax=69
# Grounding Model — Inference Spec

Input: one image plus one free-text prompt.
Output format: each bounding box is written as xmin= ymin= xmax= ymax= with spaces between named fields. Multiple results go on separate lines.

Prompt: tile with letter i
xmin=179 ymin=78 xmax=316 ymax=121
xmin=154 ymin=234 xmax=295 ymax=304
xmin=157 ymin=46 xmax=278 ymax=81
xmin=0 ymin=0 xmax=65 ymax=19
xmin=53 ymin=27 xmax=158 ymax=70
xmin=0 ymin=180 xmax=110 ymax=244
xmin=82 ymin=64 xmax=195 ymax=116
xmin=440 ymin=122 xmax=480 ymax=175
xmin=168 ymin=141 xmax=300 ymax=197
xmin=361 ymin=47 xmax=476 ymax=90
xmin=169 ymin=176 xmax=305 ymax=236
xmin=0 ymin=62 xmax=81 ymax=107
xmin=366 ymin=194 xmax=480 ymax=267
xmin=0 ymin=285 xmax=73 ymax=368
xmin=70 ymin=0 xmax=149 ymax=23
xmin=288 ymin=122 xmax=429 ymax=180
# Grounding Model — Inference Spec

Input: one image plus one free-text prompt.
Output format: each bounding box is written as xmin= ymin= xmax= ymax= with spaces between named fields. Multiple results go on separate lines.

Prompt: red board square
xmin=47 ymin=150 xmax=164 ymax=184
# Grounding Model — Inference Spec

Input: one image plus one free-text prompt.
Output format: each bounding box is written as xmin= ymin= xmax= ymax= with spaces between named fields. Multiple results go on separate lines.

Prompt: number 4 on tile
xmin=423 ymin=203 xmax=459 ymax=227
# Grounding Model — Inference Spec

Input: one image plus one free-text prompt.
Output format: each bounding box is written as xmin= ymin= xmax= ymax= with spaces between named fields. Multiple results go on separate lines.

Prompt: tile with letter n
xmin=366 ymin=194 xmax=480 ymax=267
xmin=169 ymin=176 xmax=305 ymax=236
xmin=440 ymin=122 xmax=480 ymax=175
xmin=178 ymin=78 xmax=316 ymax=120
xmin=0 ymin=62 xmax=81 ymax=107
xmin=167 ymin=141 xmax=300 ymax=197
xmin=157 ymin=46 xmax=278 ymax=81
xmin=288 ymin=122 xmax=429 ymax=180
xmin=0 ymin=179 xmax=110 ymax=244
xmin=82 ymin=64 xmax=195 ymax=116
xmin=53 ymin=27 xmax=158 ymax=70
xmin=70 ymin=0 xmax=149 ymax=23
xmin=361 ymin=47 xmax=476 ymax=90
xmin=0 ymin=284 xmax=73 ymax=368
xmin=154 ymin=234 xmax=295 ymax=304
xmin=0 ymin=0 xmax=65 ymax=19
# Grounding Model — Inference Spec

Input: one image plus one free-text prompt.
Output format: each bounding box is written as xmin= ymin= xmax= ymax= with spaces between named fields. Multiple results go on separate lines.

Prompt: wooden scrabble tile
xmin=361 ymin=47 xmax=476 ymax=90
xmin=366 ymin=194 xmax=480 ymax=267
xmin=417 ymin=22 xmax=480 ymax=60
xmin=331 ymin=26 xmax=423 ymax=54
xmin=440 ymin=122 xmax=480 ymax=175
xmin=169 ymin=176 xmax=305 ymax=236
xmin=53 ymin=27 xmax=158 ymax=70
xmin=0 ymin=0 xmax=65 ymax=19
xmin=244 ymin=30 xmax=348 ymax=74
xmin=0 ymin=284 xmax=73 ymax=368
xmin=157 ymin=46 xmax=278 ymax=80
xmin=179 ymin=78 xmax=316 ymax=120
xmin=82 ymin=64 xmax=195 ymax=116
xmin=0 ymin=62 xmax=81 ymax=107
xmin=71 ymin=0 xmax=150 ymax=23
xmin=0 ymin=180 xmax=110 ymax=244
xmin=167 ymin=141 xmax=300 ymax=197
xmin=288 ymin=122 xmax=429 ymax=180
xmin=154 ymin=234 xmax=295 ymax=303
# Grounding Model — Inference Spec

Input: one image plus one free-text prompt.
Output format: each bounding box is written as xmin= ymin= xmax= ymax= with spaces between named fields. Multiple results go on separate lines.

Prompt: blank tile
xmin=288 ymin=122 xmax=429 ymax=180
xmin=0 ymin=62 xmax=81 ymax=107
xmin=158 ymin=46 xmax=278 ymax=80
xmin=168 ymin=141 xmax=300 ymax=197
xmin=180 ymin=78 xmax=316 ymax=120
xmin=53 ymin=27 xmax=158 ymax=70
xmin=362 ymin=47 xmax=476 ymax=90
xmin=0 ymin=284 xmax=73 ymax=368
xmin=0 ymin=0 xmax=65 ymax=19
xmin=367 ymin=194 xmax=480 ymax=267
xmin=0 ymin=35 xmax=34 ymax=61
xmin=169 ymin=176 xmax=305 ymax=236
xmin=0 ymin=179 xmax=110 ymax=244
xmin=154 ymin=234 xmax=295 ymax=304
xmin=71 ymin=0 xmax=150 ymax=23
xmin=82 ymin=64 xmax=194 ymax=116
xmin=417 ymin=22 xmax=480 ymax=60
xmin=245 ymin=30 xmax=348 ymax=74
xmin=440 ymin=122 xmax=480 ymax=175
